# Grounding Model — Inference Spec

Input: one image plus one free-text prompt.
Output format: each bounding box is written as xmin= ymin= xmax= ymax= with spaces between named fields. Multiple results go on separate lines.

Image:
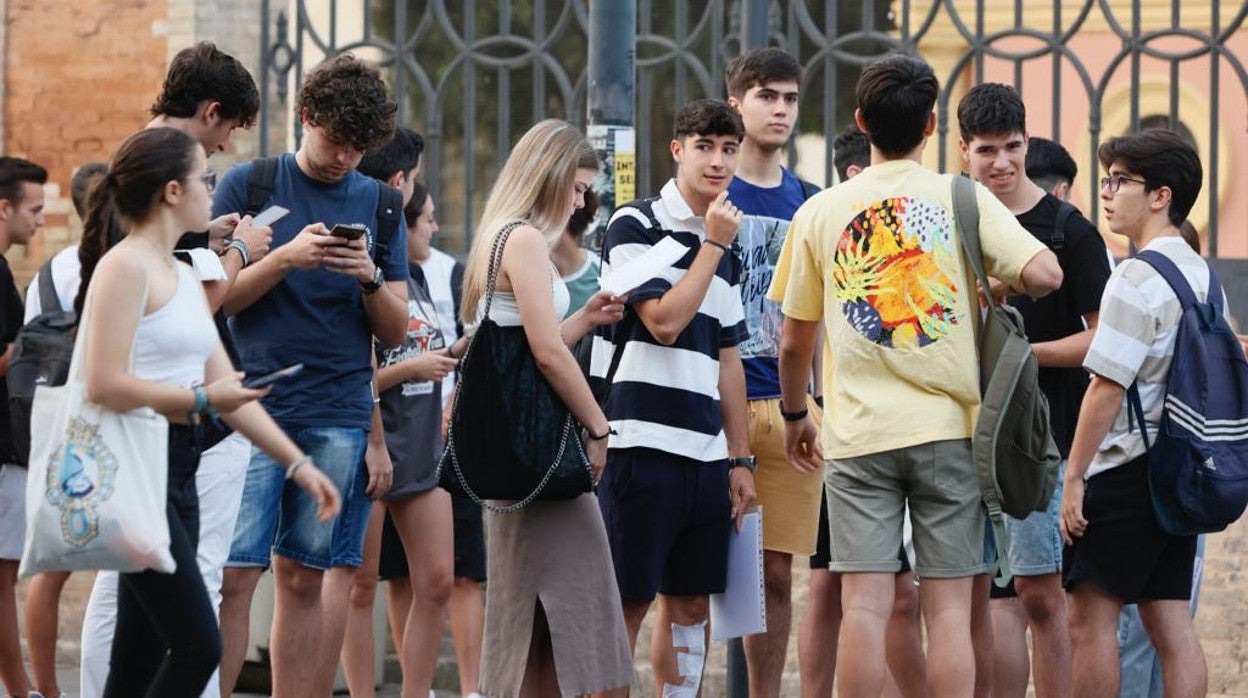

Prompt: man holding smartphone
xmin=213 ymin=53 xmax=409 ymax=698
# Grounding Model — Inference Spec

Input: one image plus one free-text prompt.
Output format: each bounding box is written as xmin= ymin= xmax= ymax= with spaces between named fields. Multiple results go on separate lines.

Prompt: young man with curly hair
xmin=214 ymin=52 xmax=407 ymax=697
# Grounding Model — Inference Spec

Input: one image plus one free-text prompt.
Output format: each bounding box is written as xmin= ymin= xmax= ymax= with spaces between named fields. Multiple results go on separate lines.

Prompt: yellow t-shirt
xmin=767 ymin=160 xmax=1046 ymax=458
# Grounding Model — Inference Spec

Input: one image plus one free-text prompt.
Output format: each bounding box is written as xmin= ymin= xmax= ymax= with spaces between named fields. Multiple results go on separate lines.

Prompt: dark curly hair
xmin=296 ymin=53 xmax=397 ymax=152
xmin=151 ymin=42 xmax=260 ymax=128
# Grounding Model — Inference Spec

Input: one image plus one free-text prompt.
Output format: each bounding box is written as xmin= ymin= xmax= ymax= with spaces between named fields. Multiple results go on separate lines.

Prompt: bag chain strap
xmin=439 ymin=221 xmax=593 ymax=514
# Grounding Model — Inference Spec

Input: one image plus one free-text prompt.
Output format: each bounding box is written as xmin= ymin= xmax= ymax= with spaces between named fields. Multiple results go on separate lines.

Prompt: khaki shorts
xmin=748 ymin=397 xmax=823 ymax=556
xmin=824 ymin=439 xmax=986 ymax=578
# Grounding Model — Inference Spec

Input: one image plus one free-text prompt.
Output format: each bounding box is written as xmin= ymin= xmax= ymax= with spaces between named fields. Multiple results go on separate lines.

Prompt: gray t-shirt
xmin=377 ymin=265 xmax=446 ymax=499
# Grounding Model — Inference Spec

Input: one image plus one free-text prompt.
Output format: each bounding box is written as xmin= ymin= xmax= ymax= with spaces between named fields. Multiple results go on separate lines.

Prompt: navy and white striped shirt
xmin=589 ymin=180 xmax=748 ymax=463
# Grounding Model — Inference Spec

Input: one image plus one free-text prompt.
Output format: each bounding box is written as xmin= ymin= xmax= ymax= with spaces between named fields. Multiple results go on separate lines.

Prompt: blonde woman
xmin=458 ymin=119 xmax=632 ymax=697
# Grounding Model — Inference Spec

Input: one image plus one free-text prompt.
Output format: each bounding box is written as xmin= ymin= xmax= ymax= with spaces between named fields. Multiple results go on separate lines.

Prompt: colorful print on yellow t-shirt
xmin=834 ymin=196 xmax=962 ymax=349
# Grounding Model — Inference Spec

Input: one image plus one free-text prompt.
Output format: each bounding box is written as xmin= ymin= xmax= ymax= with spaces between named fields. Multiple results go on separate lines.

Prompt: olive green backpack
xmin=951 ymin=175 xmax=1061 ymax=584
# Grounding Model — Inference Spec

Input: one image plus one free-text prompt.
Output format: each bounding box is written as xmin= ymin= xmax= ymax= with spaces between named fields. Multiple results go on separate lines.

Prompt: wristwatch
xmin=729 ymin=455 xmax=757 ymax=473
xmin=360 ymin=264 xmax=384 ymax=294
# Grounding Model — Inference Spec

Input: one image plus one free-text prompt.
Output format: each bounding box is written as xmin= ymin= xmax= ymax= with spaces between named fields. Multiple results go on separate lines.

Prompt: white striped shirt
xmin=1084 ymin=236 xmax=1221 ymax=477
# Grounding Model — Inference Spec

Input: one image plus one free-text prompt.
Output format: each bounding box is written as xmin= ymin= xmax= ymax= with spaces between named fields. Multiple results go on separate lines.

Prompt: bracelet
xmin=703 ymin=239 xmax=730 ymax=254
xmin=587 ymin=427 xmax=618 ymax=441
xmin=780 ymin=406 xmax=809 ymax=422
xmin=285 ymin=455 xmax=312 ymax=481
xmin=225 ymin=238 xmax=252 ymax=267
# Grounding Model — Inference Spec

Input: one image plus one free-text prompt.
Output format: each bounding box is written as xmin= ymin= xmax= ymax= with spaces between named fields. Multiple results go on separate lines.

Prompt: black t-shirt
xmin=1009 ymin=194 xmax=1112 ymax=457
xmin=0 ymin=256 xmax=25 ymax=463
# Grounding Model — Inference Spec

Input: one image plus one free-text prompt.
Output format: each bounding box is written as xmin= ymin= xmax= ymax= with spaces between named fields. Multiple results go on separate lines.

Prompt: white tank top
xmin=477 ymin=264 xmax=570 ymax=328
xmin=131 ymin=262 xmax=217 ymax=388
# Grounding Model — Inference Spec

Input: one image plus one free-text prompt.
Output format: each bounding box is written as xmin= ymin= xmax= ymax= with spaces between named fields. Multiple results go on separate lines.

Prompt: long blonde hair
xmin=460 ymin=119 xmax=598 ymax=323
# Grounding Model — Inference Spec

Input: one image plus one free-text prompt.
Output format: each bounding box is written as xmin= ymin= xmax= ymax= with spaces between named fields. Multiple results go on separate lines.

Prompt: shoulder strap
xmin=1051 ymin=202 xmax=1076 ymax=250
xmin=800 ymin=178 xmax=821 ymax=201
xmin=950 ymin=175 xmax=993 ymax=308
xmin=1208 ymin=264 xmax=1226 ymax=316
xmin=245 ymin=156 xmax=280 ymax=216
xmin=450 ymin=260 xmax=465 ymax=334
xmin=37 ymin=257 xmax=62 ymax=314
xmin=481 ymin=221 xmax=525 ymax=321
xmin=373 ymin=183 xmax=403 ymax=267
xmin=1133 ymin=250 xmax=1199 ymax=310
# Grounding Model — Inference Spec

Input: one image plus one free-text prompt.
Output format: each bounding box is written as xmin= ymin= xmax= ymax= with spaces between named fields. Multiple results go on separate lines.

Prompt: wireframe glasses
xmin=1099 ymin=173 xmax=1146 ymax=194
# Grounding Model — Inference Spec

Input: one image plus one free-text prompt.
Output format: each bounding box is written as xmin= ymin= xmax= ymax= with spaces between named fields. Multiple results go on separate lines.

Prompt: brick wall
xmin=3 ymin=0 xmax=171 ymax=285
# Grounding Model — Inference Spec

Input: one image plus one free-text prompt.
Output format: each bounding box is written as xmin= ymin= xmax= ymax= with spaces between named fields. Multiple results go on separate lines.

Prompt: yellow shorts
xmin=747 ymin=396 xmax=823 ymax=556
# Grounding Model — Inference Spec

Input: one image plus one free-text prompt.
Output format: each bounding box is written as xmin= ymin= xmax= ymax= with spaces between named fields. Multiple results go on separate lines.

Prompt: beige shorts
xmin=825 ymin=439 xmax=987 ymax=578
xmin=748 ymin=397 xmax=823 ymax=556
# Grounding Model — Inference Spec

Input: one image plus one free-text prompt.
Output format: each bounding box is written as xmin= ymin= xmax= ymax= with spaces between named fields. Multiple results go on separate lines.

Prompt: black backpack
xmin=8 ymin=258 xmax=76 ymax=467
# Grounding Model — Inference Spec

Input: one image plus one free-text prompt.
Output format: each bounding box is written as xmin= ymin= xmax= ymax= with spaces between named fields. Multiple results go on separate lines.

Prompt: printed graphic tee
xmin=728 ymin=169 xmax=809 ymax=400
xmin=768 ymin=160 xmax=1046 ymax=458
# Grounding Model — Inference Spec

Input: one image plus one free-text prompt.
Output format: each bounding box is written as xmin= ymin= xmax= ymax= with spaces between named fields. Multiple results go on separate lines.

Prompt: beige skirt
xmin=480 ymin=493 xmax=634 ymax=697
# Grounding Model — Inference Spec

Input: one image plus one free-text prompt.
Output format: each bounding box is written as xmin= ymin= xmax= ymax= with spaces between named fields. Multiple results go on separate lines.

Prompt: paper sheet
xmin=598 ymin=236 xmax=689 ymax=296
xmin=710 ymin=508 xmax=766 ymax=641
xmin=175 ymin=247 xmax=228 ymax=282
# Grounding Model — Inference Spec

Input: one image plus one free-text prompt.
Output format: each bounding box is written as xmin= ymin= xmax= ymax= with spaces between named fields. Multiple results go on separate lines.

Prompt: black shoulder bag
xmin=437 ymin=221 xmax=594 ymax=513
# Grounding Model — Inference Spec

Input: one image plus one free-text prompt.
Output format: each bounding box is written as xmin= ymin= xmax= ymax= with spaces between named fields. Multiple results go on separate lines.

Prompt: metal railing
xmin=258 ymin=0 xmax=1247 ymax=256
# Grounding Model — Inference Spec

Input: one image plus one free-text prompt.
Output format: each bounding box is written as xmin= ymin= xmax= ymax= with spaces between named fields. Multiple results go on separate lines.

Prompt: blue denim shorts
xmin=1001 ymin=460 xmax=1066 ymax=576
xmin=226 ymin=426 xmax=369 ymax=570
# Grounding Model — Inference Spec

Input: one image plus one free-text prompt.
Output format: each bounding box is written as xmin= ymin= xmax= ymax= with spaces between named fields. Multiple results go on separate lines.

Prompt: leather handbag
xmin=438 ymin=221 xmax=593 ymax=513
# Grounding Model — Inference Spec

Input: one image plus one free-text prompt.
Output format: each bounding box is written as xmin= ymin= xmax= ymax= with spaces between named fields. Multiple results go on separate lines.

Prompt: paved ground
xmin=18 ymin=513 xmax=1248 ymax=696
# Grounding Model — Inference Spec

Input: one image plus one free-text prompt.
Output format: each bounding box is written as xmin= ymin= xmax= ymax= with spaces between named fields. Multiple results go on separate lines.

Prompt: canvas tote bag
xmin=20 ymin=282 xmax=174 ymax=577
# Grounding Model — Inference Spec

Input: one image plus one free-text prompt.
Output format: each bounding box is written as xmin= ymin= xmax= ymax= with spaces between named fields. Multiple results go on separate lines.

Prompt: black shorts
xmin=597 ymin=448 xmax=732 ymax=601
xmin=377 ymin=494 xmax=487 ymax=582
xmin=810 ymin=489 xmax=911 ymax=574
xmin=1062 ymin=455 xmax=1197 ymax=604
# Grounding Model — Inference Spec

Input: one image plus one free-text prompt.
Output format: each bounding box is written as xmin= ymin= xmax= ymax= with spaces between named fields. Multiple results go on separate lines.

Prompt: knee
xmin=418 ymin=566 xmax=454 ymax=607
xmin=669 ymin=596 xmax=709 ymax=625
xmin=275 ymin=561 xmax=324 ymax=603
xmin=1017 ymin=580 xmax=1065 ymax=625
xmin=220 ymin=567 xmax=261 ymax=605
xmin=350 ymin=574 xmax=379 ymax=609
xmin=763 ymin=553 xmax=792 ymax=599
xmin=892 ymin=581 xmax=920 ymax=619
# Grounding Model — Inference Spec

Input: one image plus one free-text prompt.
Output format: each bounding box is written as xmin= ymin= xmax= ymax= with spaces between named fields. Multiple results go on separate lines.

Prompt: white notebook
xmin=710 ymin=507 xmax=766 ymax=641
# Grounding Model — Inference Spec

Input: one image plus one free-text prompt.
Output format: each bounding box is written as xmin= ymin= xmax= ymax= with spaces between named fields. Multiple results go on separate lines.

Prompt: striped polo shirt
xmin=589 ymin=179 xmax=749 ymax=463
xmin=1083 ymin=236 xmax=1225 ymax=478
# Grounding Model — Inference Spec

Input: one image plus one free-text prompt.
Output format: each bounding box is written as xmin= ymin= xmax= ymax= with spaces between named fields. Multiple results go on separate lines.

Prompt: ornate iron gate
xmin=258 ymin=0 xmax=1248 ymax=258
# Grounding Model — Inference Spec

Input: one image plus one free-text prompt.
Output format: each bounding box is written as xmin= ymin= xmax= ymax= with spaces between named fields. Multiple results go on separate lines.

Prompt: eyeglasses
xmin=1099 ymin=173 xmax=1147 ymax=194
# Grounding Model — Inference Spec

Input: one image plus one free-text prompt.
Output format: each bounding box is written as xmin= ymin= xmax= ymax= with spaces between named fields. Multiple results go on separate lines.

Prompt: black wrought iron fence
xmin=259 ymin=0 xmax=1248 ymax=258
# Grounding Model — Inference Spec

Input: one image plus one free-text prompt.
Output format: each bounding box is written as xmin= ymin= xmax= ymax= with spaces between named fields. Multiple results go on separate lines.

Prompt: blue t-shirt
xmin=213 ymin=154 xmax=409 ymax=430
xmin=728 ymin=169 xmax=810 ymax=400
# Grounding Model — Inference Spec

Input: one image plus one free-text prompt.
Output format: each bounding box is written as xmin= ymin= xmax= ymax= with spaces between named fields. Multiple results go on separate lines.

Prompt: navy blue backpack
xmin=1127 ymin=250 xmax=1248 ymax=535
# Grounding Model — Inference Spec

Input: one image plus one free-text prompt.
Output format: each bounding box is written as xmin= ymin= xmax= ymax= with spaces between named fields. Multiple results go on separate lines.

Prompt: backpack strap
xmin=37 ymin=257 xmax=62 ymax=314
xmin=951 ymin=176 xmax=993 ymax=307
xmin=373 ymin=183 xmax=403 ymax=270
xmin=1050 ymin=202 xmax=1076 ymax=251
xmin=1127 ymin=381 xmax=1152 ymax=451
xmin=244 ymin=156 xmax=280 ymax=216
xmin=1208 ymin=264 xmax=1226 ymax=317
xmin=1134 ymin=250 xmax=1199 ymax=310
xmin=800 ymin=178 xmax=821 ymax=201
xmin=949 ymin=174 xmax=1014 ymax=586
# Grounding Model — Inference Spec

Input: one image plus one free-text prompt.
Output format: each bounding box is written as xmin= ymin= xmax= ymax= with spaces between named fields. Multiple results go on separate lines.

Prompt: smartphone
xmin=244 ymin=363 xmax=304 ymax=389
xmin=251 ymin=205 xmax=290 ymax=227
xmin=330 ymin=223 xmax=368 ymax=241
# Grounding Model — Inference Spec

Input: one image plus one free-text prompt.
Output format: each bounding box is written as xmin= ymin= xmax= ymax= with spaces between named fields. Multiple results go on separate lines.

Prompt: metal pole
xmin=728 ymin=4 xmax=769 ymax=695
xmin=587 ymin=0 xmax=635 ymax=127
xmin=586 ymin=0 xmax=636 ymax=242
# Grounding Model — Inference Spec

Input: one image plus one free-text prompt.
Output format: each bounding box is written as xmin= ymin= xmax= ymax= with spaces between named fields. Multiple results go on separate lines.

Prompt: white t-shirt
xmin=24 ymin=246 xmax=80 ymax=321
xmin=421 ymin=248 xmax=461 ymax=406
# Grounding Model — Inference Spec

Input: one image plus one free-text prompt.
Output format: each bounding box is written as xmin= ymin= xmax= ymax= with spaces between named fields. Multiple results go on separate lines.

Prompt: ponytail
xmin=74 ymin=174 xmax=118 ymax=317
